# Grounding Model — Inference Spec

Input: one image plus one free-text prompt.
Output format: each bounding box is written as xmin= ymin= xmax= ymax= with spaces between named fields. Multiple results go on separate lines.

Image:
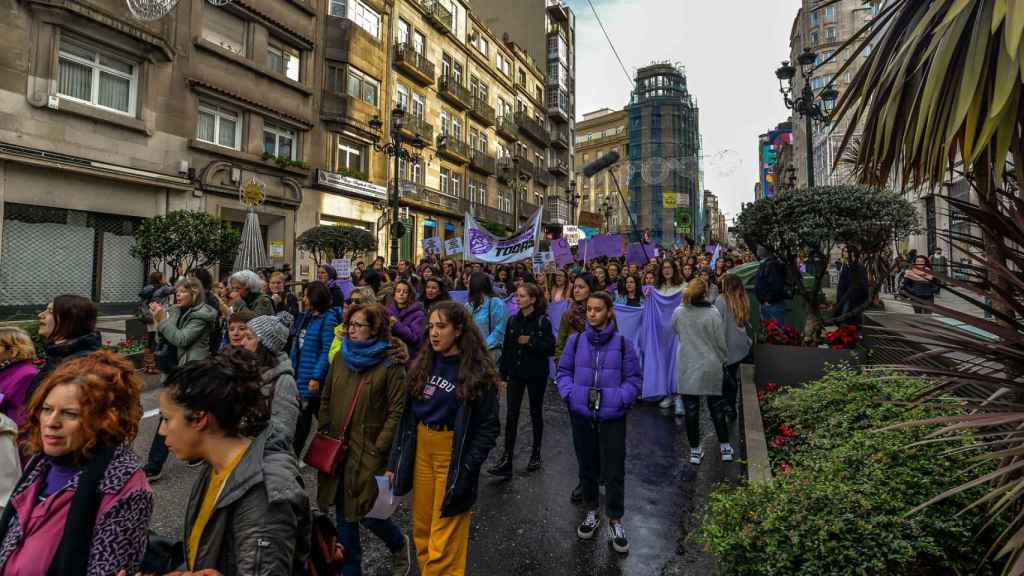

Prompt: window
xmin=825 ymin=27 xmax=836 ymax=42
xmin=268 ymin=43 xmax=300 ymax=81
xmin=347 ymin=67 xmax=379 ymax=105
xmin=809 ymin=10 xmax=819 ymax=27
xmin=480 ymin=133 xmax=488 ymax=154
xmin=203 ymin=5 xmax=247 ymax=55
xmin=440 ymin=167 xmax=450 ymax=195
xmin=810 ymin=74 xmax=834 ymax=91
xmin=452 ymin=116 xmax=462 ymax=141
xmin=478 ymin=36 xmax=489 ymax=56
xmin=440 ymin=110 xmax=450 ymax=135
xmin=396 ymin=83 xmax=409 ymax=111
xmin=810 ymin=31 xmax=819 ymax=46
xmin=518 ymin=69 xmax=526 ymax=86
xmin=469 ymin=127 xmax=479 ymax=150
xmin=496 ymin=52 xmax=511 ymax=77
xmin=412 ymin=93 xmax=425 ymax=118
xmin=263 ymin=123 xmax=296 ymax=160
xmin=815 ymin=50 xmax=834 ymax=66
xmin=413 ymin=31 xmax=425 ymax=55
xmin=330 ymin=0 xmax=380 ymax=38
xmin=327 ymin=64 xmax=344 ymax=93
xmin=824 ymin=6 xmax=836 ymax=22
xmin=451 ymin=172 xmax=462 ymax=198
xmin=452 ymin=61 xmax=463 ymax=85
xmin=479 ymin=181 xmax=487 ymax=205
xmin=334 ymin=136 xmax=367 ymax=172
xmin=411 ymin=160 xmax=422 ymax=183
xmin=58 ymin=40 xmax=137 ymax=115
xmin=398 ymin=19 xmax=410 ymax=46
xmin=197 ymin=102 xmax=241 ymax=149
xmin=468 ymin=180 xmax=477 ymax=203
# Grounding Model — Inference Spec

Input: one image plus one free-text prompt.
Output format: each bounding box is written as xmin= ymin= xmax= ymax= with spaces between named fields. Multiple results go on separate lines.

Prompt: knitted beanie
xmin=247 ymin=312 xmax=293 ymax=354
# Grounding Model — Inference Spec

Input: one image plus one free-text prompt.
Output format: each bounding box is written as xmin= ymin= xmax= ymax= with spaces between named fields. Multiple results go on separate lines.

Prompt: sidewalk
xmin=880 ymin=289 xmax=987 ymax=319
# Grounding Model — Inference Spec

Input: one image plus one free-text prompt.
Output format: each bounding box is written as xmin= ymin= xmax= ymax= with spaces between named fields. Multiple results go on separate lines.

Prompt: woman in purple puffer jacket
xmin=556 ymin=291 xmax=642 ymax=556
xmin=387 ymin=279 xmax=426 ymax=365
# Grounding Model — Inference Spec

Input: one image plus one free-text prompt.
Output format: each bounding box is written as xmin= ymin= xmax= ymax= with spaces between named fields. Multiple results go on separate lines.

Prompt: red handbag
xmin=305 ymin=377 xmax=368 ymax=475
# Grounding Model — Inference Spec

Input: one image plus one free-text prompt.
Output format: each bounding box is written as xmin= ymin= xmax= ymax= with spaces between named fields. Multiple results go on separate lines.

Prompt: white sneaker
xmin=658 ymin=396 xmax=673 ymax=409
xmin=577 ymin=510 xmax=600 ymax=540
xmin=721 ymin=444 xmax=734 ymax=462
xmin=674 ymin=396 xmax=685 ymax=416
xmin=608 ymin=521 xmax=630 ymax=554
xmin=689 ymin=447 xmax=704 ymax=465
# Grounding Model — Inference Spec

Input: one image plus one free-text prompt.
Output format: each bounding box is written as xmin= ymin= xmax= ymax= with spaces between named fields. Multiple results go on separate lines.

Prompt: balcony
xmin=436 ymin=134 xmax=470 ymax=164
xmin=496 ymin=115 xmax=518 ymax=141
xmin=534 ymin=165 xmax=552 ymax=186
xmin=515 ymin=110 xmax=550 ymax=146
xmin=321 ymin=91 xmax=378 ymax=133
xmin=547 ymin=0 xmax=569 ymax=21
xmin=471 ymin=202 xmax=514 ymax=228
xmin=400 ymin=180 xmax=461 ymax=215
xmin=550 ymin=124 xmax=570 ymax=149
xmin=399 ymin=114 xmax=433 ymax=144
xmin=438 ymin=76 xmax=472 ymax=110
xmin=549 ymin=159 xmax=570 ymax=176
xmin=393 ymin=43 xmax=435 ymax=86
xmin=468 ymin=96 xmax=495 ymax=126
xmin=469 ymin=150 xmax=496 ymax=175
xmin=422 ymin=0 xmax=453 ymax=34
xmin=513 ymin=151 xmax=535 ymax=176
xmin=521 ymin=200 xmax=540 ymax=219
xmin=545 ymin=86 xmax=571 ymax=123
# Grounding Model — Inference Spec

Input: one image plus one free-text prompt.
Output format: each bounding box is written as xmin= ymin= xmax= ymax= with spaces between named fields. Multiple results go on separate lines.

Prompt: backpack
xmin=754 ymin=257 xmax=787 ymax=304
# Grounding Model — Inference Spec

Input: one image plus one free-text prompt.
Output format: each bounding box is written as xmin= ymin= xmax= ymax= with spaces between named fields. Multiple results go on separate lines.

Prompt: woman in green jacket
xmin=318 ymin=303 xmax=410 ymax=576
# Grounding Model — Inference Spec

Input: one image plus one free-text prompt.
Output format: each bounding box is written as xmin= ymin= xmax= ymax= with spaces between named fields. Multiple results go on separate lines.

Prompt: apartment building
xmin=575 ymin=108 xmax=627 ymax=232
xmin=0 ymin=0 xmax=555 ymax=314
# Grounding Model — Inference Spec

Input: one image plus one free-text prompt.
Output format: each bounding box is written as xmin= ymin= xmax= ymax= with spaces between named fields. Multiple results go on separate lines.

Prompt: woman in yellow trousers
xmin=387 ymin=302 xmax=500 ymax=576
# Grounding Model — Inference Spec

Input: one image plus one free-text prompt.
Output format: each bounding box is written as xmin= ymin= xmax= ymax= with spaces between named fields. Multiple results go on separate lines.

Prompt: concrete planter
xmin=753 ymin=343 xmax=864 ymax=389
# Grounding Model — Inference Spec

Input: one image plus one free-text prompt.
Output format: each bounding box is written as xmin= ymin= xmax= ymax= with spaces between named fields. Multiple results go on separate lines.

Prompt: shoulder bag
xmin=304 ymin=376 xmax=368 ymax=475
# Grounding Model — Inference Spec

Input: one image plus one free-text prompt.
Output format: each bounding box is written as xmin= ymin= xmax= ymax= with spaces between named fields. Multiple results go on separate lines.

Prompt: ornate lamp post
xmin=600 ymin=196 xmax=613 ymax=233
xmin=775 ymin=48 xmax=839 ymax=188
xmin=369 ymin=107 xmax=426 ymax=266
xmin=564 ymin=181 xmax=580 ymax=225
xmin=510 ymin=143 xmax=532 ymax=227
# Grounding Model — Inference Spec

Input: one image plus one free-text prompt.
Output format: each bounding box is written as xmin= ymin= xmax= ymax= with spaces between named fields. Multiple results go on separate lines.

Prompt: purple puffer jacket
xmin=0 ymin=361 xmax=38 ymax=428
xmin=556 ymin=323 xmax=642 ymax=421
xmin=387 ymin=300 xmax=426 ymax=363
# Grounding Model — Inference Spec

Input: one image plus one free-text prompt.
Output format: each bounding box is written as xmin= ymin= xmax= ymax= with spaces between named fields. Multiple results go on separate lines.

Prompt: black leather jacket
xmin=388 ymin=385 xmax=499 ymax=518
xmin=499 ymin=308 xmax=555 ymax=383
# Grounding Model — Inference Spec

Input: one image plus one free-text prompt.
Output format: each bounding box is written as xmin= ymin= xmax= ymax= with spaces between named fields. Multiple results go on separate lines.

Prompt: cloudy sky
xmin=567 ymin=0 xmax=802 ymax=219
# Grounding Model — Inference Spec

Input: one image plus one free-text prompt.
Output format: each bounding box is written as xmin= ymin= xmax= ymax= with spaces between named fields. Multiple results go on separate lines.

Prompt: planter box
xmin=754 ymin=343 xmax=863 ymax=389
xmin=125 ymin=352 xmax=144 ymax=370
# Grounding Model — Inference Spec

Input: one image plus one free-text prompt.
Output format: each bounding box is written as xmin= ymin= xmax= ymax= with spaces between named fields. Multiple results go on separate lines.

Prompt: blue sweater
xmin=290 ymin=309 xmax=340 ymax=399
xmin=412 ymin=354 xmax=460 ymax=428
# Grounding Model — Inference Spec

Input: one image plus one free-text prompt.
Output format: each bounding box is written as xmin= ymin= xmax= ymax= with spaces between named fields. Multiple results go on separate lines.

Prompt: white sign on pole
xmin=562 ymin=225 xmax=584 ymax=247
xmin=444 ymin=237 xmax=464 ymax=256
xmin=540 ymin=251 xmax=555 ymax=263
xmin=422 ymin=236 xmax=443 ymax=256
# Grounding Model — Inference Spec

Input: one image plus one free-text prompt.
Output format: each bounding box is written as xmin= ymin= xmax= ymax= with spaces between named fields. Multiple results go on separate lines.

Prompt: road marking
xmin=143 ymin=409 xmax=160 ymax=420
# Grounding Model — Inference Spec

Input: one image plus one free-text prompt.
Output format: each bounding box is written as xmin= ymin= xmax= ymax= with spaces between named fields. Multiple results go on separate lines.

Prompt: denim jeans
xmin=760 ymin=302 xmax=788 ymax=325
xmin=335 ymin=480 xmax=405 ymax=576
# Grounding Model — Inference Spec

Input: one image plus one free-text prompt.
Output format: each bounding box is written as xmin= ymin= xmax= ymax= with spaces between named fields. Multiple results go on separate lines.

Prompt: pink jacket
xmin=0 ymin=361 xmax=38 ymax=429
xmin=0 ymin=443 xmax=153 ymax=576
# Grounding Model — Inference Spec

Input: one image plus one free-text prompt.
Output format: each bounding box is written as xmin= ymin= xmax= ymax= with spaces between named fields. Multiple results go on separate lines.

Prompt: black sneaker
xmin=570 ymin=482 xmax=584 ymax=503
xmin=488 ymin=454 xmax=513 ymax=478
xmin=526 ymin=449 xmax=542 ymax=472
xmin=608 ymin=521 xmax=629 ymax=554
xmin=577 ymin=510 xmax=600 ymax=539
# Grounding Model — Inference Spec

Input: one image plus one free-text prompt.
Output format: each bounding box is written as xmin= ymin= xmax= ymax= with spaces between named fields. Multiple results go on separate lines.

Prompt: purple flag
xmin=705 ymin=244 xmax=719 ymax=254
xmin=591 ymin=234 xmax=623 ymax=259
xmin=578 ymin=239 xmax=594 ymax=262
xmin=636 ymin=289 xmax=681 ymax=399
xmin=626 ymin=243 xmax=651 ymax=266
xmin=552 ymin=238 xmax=574 ymax=268
xmin=450 ymin=290 xmax=469 ymax=305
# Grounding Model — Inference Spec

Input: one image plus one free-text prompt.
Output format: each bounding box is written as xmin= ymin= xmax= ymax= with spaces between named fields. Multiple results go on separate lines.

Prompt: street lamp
xmin=369 ymin=107 xmax=427 ymax=266
xmin=775 ymin=47 xmax=839 ymax=188
xmin=509 ymin=143 xmax=532 ymax=227
xmin=564 ymin=181 xmax=580 ymax=225
xmin=600 ymin=196 xmax=613 ymax=233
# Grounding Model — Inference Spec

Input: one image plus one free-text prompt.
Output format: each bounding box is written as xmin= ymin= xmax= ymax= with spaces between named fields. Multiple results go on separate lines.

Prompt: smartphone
xmin=587 ymin=388 xmax=602 ymax=412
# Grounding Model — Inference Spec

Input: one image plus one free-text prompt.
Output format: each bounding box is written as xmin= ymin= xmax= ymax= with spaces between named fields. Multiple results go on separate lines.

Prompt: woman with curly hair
xmin=159 ymin=348 xmax=310 ymax=575
xmin=0 ymin=351 xmax=153 ymax=576
xmin=386 ymin=302 xmax=500 ymax=576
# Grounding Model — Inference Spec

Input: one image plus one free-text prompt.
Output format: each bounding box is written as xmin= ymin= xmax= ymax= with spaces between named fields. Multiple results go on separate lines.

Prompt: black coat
xmin=388 ymin=386 xmax=499 ymax=518
xmin=498 ymin=309 xmax=555 ymax=383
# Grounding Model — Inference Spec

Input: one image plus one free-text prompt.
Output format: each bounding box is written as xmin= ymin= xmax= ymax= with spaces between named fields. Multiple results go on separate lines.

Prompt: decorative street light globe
xmin=126 ymin=0 xmax=179 ymax=21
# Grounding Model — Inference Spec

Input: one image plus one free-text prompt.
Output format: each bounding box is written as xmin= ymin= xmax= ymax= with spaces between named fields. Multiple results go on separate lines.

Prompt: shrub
xmin=696 ymin=368 xmax=1001 ymax=575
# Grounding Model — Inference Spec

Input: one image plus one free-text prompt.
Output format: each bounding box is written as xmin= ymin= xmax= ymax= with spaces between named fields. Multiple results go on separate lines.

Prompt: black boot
xmin=488 ymin=453 xmax=513 ymax=477
xmin=526 ymin=448 xmax=542 ymax=471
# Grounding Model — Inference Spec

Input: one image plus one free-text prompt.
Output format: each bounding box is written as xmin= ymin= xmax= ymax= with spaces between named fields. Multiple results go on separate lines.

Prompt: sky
xmin=567 ymin=0 xmax=802 ymax=221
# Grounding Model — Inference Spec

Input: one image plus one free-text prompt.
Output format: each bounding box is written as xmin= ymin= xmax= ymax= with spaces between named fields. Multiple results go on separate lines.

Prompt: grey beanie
xmin=247 ymin=312 xmax=293 ymax=354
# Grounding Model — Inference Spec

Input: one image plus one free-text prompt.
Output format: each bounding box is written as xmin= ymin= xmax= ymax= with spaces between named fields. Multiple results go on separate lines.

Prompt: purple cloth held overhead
xmin=613 ymin=302 xmax=643 ymax=351
xmin=552 ymin=238 xmax=574 ymax=267
xmin=450 ymin=290 xmax=469 ymax=305
xmin=626 ymin=243 xmax=652 ymax=266
xmin=591 ymin=234 xmax=624 ymax=259
xmin=548 ymin=300 xmax=569 ymax=338
xmin=637 ymin=290 xmax=681 ymax=399
xmin=337 ymin=280 xmax=354 ymax=299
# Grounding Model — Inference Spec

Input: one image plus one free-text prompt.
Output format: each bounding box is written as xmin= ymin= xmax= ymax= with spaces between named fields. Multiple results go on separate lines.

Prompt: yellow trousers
xmin=413 ymin=423 xmax=471 ymax=576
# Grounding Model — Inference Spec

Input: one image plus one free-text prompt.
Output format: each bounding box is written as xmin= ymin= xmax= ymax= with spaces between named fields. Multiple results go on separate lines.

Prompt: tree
xmin=132 ymin=210 xmax=241 ymax=279
xmin=479 ymin=219 xmax=508 ymax=237
xmin=296 ymin=225 xmax=376 ymax=267
xmin=736 ymin=185 xmax=918 ymax=342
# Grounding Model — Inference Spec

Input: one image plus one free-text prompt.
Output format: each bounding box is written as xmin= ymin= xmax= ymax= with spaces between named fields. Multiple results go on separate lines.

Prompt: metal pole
xmin=512 ymin=157 xmax=520 ymax=227
xmin=390 ymin=138 xmax=401 ymax=266
xmin=803 ymin=84 xmax=815 ymax=188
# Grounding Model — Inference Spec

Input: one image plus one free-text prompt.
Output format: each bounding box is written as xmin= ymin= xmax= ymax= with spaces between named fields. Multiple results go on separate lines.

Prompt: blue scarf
xmin=342 ymin=338 xmax=390 ymax=373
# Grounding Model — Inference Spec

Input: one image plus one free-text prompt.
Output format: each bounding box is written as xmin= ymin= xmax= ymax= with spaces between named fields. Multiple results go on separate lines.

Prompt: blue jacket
xmin=556 ymin=323 xmax=642 ymax=421
xmin=291 ymin=309 xmax=340 ymax=399
xmin=465 ymin=296 xmax=507 ymax=351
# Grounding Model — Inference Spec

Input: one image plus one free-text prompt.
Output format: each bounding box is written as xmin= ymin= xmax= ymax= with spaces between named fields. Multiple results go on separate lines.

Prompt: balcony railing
xmin=512 ymin=151 xmax=535 ymax=176
xmin=550 ymin=124 xmax=570 ymax=149
xmin=495 ymin=115 xmax=518 ymax=140
xmin=514 ymin=110 xmax=550 ymax=146
xmin=546 ymin=0 xmax=569 ymax=21
xmin=438 ymin=76 xmax=472 ymax=110
xmin=545 ymin=86 xmax=570 ymax=123
xmin=436 ymin=133 xmax=470 ymax=163
xmin=468 ymin=96 xmax=495 ymax=126
xmin=549 ymin=159 xmax=570 ymax=176
xmin=400 ymin=180 xmax=461 ymax=214
xmin=469 ymin=150 xmax=496 ymax=175
xmin=422 ymin=0 xmax=453 ymax=33
xmin=399 ymin=114 xmax=433 ymax=144
xmin=534 ymin=165 xmax=552 ymax=186
xmin=393 ymin=43 xmax=435 ymax=86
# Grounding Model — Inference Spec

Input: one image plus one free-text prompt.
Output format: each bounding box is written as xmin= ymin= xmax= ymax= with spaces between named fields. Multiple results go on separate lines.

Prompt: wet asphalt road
xmin=134 ymin=377 xmax=739 ymax=576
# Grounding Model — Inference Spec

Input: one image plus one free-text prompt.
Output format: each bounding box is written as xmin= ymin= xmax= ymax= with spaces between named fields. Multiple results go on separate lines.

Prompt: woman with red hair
xmin=0 ymin=351 xmax=154 ymax=576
